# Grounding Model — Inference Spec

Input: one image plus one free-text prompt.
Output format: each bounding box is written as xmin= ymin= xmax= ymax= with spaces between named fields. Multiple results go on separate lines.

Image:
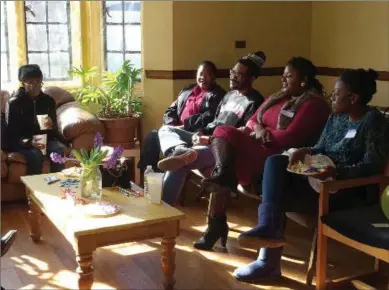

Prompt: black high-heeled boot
xmin=201 ymin=138 xmax=237 ymax=192
xmin=1 ymin=230 xmax=17 ymax=257
xmin=193 ymin=215 xmax=229 ymax=250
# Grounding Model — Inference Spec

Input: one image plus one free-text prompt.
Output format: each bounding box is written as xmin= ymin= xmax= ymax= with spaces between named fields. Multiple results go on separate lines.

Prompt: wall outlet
xmin=235 ymin=40 xmax=246 ymax=48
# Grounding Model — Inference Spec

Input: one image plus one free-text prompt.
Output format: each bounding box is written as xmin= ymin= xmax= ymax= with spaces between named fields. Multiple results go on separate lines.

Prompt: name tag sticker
xmin=344 ymin=129 xmax=357 ymax=139
xmin=280 ymin=110 xmax=294 ymax=118
xmin=372 ymin=223 xmax=389 ymax=228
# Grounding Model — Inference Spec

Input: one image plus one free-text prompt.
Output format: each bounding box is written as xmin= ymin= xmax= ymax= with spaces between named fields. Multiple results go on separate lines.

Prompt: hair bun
xmin=254 ymin=51 xmax=266 ymax=62
xmin=366 ymin=69 xmax=378 ymax=81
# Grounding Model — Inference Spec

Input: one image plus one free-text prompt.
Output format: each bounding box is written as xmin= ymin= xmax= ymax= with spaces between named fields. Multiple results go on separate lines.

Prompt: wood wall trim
xmin=145 ymin=67 xmax=389 ymax=81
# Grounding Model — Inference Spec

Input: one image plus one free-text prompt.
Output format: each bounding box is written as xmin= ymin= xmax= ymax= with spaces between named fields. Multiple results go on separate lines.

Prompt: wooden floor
xmin=1 ymin=194 xmax=387 ymax=290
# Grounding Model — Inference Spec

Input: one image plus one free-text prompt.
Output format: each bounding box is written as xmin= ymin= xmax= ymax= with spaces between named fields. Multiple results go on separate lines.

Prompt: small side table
xmin=122 ymin=143 xmax=141 ymax=185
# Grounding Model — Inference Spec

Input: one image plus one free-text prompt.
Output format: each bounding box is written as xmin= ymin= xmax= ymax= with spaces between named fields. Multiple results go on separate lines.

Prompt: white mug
xmin=33 ymin=134 xmax=47 ymax=155
xmin=37 ymin=114 xmax=49 ymax=130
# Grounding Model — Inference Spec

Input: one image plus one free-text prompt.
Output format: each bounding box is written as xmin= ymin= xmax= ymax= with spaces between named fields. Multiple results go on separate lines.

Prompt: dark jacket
xmin=6 ymin=88 xmax=70 ymax=150
xmin=203 ymin=89 xmax=264 ymax=135
xmin=162 ymin=83 xmax=226 ymax=132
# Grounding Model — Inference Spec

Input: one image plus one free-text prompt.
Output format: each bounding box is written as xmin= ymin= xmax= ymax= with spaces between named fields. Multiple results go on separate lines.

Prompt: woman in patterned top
xmin=233 ymin=69 xmax=389 ymax=283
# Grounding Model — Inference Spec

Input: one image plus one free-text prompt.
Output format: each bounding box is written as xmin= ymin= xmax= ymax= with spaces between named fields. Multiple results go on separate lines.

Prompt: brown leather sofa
xmin=1 ymin=86 xmax=105 ymax=202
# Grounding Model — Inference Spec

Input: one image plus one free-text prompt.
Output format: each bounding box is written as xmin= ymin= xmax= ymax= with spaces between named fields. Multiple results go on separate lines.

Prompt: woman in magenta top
xmin=194 ymin=57 xmax=331 ymax=250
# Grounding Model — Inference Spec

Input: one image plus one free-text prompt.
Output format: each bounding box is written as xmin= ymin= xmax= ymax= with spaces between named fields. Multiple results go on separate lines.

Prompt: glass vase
xmin=80 ymin=165 xmax=102 ymax=200
xmin=381 ymin=184 xmax=389 ymax=220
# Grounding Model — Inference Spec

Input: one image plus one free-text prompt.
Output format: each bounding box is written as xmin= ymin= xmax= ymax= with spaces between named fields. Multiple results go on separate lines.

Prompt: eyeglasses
xmin=23 ymin=81 xmax=44 ymax=87
xmin=230 ymin=69 xmax=245 ymax=80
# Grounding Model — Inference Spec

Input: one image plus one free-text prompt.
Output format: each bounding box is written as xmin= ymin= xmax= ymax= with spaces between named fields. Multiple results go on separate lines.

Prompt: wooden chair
xmin=316 ymin=175 xmax=389 ymax=290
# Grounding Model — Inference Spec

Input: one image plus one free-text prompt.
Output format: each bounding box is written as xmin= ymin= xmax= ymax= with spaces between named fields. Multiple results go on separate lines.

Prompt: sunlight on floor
xmin=281 ymin=256 xmax=306 ymax=265
xmin=104 ymin=243 xmax=156 ymax=256
xmin=175 ymin=244 xmax=195 ymax=253
xmin=20 ymin=255 xmax=49 ymax=271
xmin=198 ymin=251 xmax=247 ymax=268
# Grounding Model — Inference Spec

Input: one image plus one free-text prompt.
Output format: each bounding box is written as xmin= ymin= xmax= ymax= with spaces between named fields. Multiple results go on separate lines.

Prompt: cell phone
xmin=44 ymin=176 xmax=60 ymax=184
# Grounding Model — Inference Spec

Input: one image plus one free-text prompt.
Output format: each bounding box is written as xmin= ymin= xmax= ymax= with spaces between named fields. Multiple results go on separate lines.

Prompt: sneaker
xmin=158 ymin=149 xmax=198 ymax=171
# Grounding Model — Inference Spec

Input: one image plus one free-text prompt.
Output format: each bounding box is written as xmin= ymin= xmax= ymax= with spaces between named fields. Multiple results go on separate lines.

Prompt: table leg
xmin=27 ymin=190 xmax=42 ymax=243
xmin=76 ymin=252 xmax=94 ymax=290
xmin=161 ymin=237 xmax=176 ymax=290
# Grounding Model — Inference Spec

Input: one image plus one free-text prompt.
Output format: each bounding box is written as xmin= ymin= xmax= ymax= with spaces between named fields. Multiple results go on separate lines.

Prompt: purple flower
xmin=94 ymin=132 xmax=103 ymax=148
xmin=50 ymin=152 xmax=67 ymax=164
xmin=103 ymin=146 xmax=124 ymax=169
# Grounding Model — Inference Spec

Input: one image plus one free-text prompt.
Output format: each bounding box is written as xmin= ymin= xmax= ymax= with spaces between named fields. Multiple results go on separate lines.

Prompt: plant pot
xmin=99 ymin=117 xmax=140 ymax=149
xmin=381 ymin=184 xmax=389 ymax=219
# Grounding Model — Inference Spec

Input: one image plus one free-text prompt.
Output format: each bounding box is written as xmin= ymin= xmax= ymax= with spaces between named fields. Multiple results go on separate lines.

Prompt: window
xmin=24 ymin=1 xmax=73 ymax=80
xmin=1 ymin=1 xmax=10 ymax=83
xmin=103 ymin=1 xmax=141 ymax=72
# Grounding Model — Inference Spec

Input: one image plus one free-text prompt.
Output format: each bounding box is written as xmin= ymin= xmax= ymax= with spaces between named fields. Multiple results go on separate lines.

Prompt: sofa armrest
xmin=7 ymin=152 xmax=27 ymax=163
xmin=56 ymin=101 xmax=105 ymax=143
xmin=1 ymin=150 xmax=7 ymax=161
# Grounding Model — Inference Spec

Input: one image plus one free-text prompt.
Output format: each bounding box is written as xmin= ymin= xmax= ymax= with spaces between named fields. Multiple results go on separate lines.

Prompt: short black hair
xmin=287 ymin=57 xmax=323 ymax=94
xmin=18 ymin=64 xmax=43 ymax=81
xmin=198 ymin=61 xmax=218 ymax=76
xmin=340 ymin=69 xmax=378 ymax=105
xmin=238 ymin=51 xmax=266 ymax=78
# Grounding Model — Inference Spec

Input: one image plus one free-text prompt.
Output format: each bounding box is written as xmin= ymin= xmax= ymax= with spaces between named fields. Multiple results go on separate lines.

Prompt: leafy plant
xmin=69 ymin=60 xmax=143 ymax=118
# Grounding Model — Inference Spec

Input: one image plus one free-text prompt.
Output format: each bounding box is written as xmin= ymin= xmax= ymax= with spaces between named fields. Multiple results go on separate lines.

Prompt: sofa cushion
xmin=57 ymin=101 xmax=104 ymax=140
xmin=1 ymin=160 xmax=8 ymax=178
xmin=1 ymin=150 xmax=7 ymax=161
xmin=7 ymin=162 xmax=27 ymax=183
xmin=43 ymin=86 xmax=74 ymax=108
xmin=321 ymin=204 xmax=389 ymax=250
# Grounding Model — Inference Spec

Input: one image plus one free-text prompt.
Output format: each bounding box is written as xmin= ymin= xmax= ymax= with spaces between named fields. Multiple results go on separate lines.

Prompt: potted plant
xmin=69 ymin=60 xmax=143 ymax=149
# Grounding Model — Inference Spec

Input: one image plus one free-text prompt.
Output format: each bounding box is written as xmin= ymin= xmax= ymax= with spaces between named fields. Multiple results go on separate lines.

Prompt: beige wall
xmin=142 ymin=1 xmax=175 ymax=133
xmin=172 ymin=1 xmax=312 ymax=97
xmin=143 ymin=1 xmax=312 ymax=134
xmin=142 ymin=1 xmax=389 ymax=135
xmin=311 ymin=1 xmax=389 ymax=106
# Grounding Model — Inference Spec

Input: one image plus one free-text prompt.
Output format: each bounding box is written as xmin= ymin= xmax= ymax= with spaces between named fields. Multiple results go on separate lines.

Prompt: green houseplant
xmin=69 ymin=60 xmax=143 ymax=148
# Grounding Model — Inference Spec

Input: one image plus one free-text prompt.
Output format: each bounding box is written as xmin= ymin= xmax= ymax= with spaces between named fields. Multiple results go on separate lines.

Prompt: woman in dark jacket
xmin=138 ymin=61 xmax=226 ymax=171
xmin=6 ymin=64 xmax=70 ymax=175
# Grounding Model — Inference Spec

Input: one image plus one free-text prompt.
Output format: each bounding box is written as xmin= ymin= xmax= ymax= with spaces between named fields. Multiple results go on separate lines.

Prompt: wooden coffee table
xmin=21 ymin=173 xmax=185 ymax=290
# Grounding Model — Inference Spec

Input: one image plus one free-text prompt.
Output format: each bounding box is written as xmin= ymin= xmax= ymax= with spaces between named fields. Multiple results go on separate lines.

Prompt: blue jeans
xmin=262 ymin=155 xmax=366 ymax=216
xmin=16 ymin=139 xmax=67 ymax=175
xmin=162 ymin=145 xmax=215 ymax=205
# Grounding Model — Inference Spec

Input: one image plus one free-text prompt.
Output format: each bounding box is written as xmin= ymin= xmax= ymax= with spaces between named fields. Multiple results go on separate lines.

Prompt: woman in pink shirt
xmin=194 ymin=57 xmax=330 ymax=250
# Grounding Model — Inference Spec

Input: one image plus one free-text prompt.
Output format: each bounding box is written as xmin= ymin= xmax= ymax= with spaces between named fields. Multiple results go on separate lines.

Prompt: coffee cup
xmin=37 ymin=114 xmax=50 ymax=130
xmin=33 ymin=134 xmax=47 ymax=155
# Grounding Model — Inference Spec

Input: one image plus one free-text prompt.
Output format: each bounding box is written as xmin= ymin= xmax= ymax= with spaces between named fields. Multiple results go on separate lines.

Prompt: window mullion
xmin=45 ymin=0 xmax=51 ymax=78
xmin=3 ymin=2 xmax=10 ymax=81
xmin=66 ymin=1 xmax=72 ymax=72
xmin=122 ymin=0 xmax=125 ymax=63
